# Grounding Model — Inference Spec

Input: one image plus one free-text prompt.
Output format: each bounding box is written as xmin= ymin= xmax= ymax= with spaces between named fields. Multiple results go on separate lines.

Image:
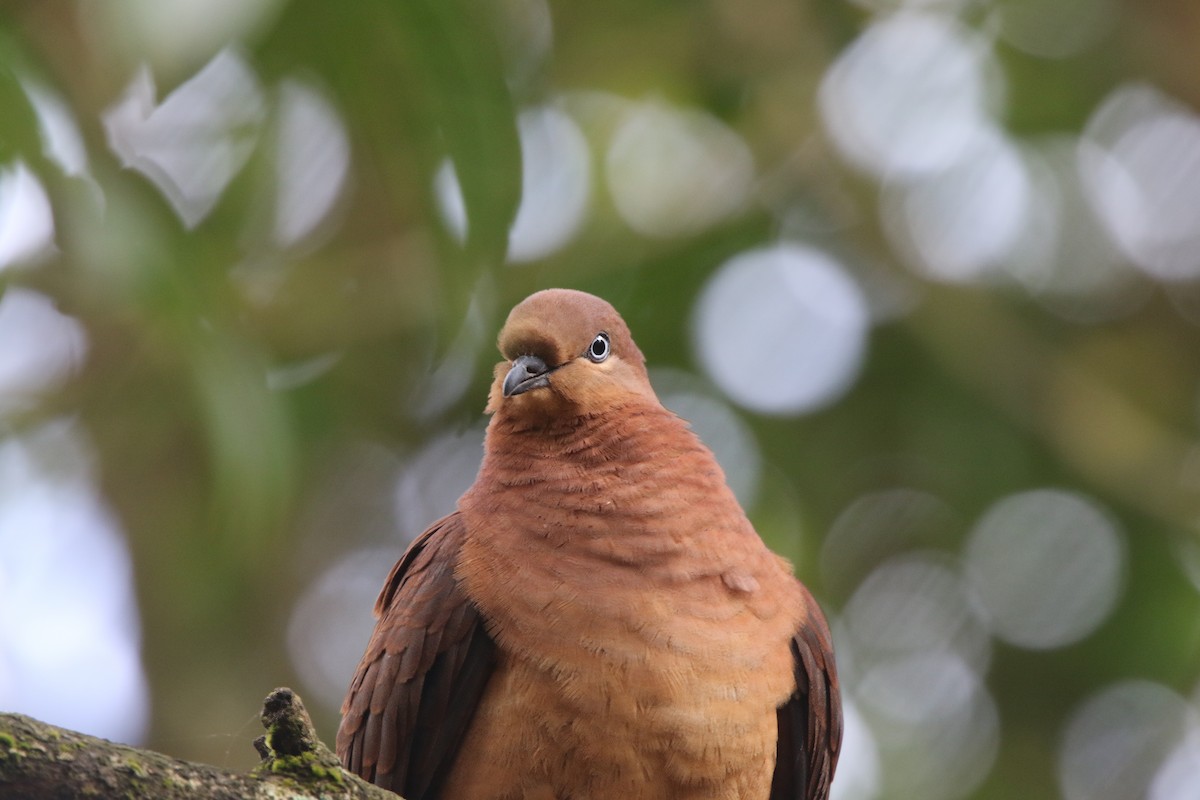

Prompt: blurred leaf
xmin=0 ymin=28 xmax=45 ymax=164
xmin=265 ymin=1 xmax=521 ymax=324
xmin=387 ymin=0 xmax=521 ymax=263
xmin=191 ymin=330 xmax=297 ymax=564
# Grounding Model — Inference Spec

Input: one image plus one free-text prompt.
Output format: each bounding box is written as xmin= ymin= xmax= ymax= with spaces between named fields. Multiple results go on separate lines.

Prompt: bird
xmin=337 ymin=288 xmax=841 ymax=800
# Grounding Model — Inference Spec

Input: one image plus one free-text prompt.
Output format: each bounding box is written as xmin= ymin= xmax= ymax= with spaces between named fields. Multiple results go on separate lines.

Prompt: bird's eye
xmin=587 ymin=333 xmax=611 ymax=363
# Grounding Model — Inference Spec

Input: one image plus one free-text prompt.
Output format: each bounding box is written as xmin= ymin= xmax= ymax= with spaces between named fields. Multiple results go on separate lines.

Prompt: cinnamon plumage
xmin=338 ymin=289 xmax=841 ymax=799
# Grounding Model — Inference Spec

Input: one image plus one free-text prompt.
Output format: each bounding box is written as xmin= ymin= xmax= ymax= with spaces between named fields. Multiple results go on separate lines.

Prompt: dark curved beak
xmin=503 ymin=355 xmax=552 ymax=397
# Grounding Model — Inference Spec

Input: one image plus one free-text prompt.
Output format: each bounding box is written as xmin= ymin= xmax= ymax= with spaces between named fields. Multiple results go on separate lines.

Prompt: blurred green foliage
xmin=2 ymin=1 xmax=1200 ymax=798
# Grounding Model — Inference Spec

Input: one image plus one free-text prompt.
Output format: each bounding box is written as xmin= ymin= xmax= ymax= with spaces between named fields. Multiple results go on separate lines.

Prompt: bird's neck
xmin=484 ymin=399 xmax=679 ymax=470
xmin=462 ymin=399 xmax=751 ymax=556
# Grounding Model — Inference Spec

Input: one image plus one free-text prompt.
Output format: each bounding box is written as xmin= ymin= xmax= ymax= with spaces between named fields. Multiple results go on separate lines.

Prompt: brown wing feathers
xmin=337 ymin=512 xmax=497 ymax=798
xmin=770 ymin=613 xmax=843 ymax=800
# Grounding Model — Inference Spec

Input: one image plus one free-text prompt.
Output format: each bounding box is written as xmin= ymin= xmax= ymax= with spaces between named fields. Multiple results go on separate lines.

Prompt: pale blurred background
xmin=2 ymin=1 xmax=1200 ymax=798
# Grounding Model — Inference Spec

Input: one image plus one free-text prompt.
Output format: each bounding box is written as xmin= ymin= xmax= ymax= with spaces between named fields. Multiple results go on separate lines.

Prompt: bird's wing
xmin=337 ymin=511 xmax=497 ymax=799
xmin=770 ymin=602 xmax=843 ymax=800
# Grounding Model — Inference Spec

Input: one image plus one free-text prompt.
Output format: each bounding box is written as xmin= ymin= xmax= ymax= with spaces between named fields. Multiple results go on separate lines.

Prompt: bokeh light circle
xmin=1080 ymin=83 xmax=1200 ymax=281
xmin=0 ymin=288 xmax=88 ymax=417
xmin=394 ymin=426 xmax=486 ymax=539
xmin=436 ymin=105 xmax=591 ymax=263
xmin=1150 ymin=724 xmax=1200 ymax=800
xmin=822 ymin=489 xmax=955 ymax=595
xmin=883 ymin=127 xmax=1030 ymax=283
xmin=858 ymin=651 xmax=1000 ymax=800
xmin=1005 ymin=136 xmax=1147 ymax=322
xmin=843 ymin=552 xmax=991 ymax=674
xmin=606 ymin=100 xmax=754 ymax=238
xmin=1060 ymin=681 xmax=1196 ymax=800
xmin=819 ymin=12 xmax=997 ymax=178
xmin=965 ymin=489 xmax=1124 ymax=649
xmin=693 ymin=244 xmax=869 ymax=415
xmin=272 ymin=80 xmax=350 ymax=248
xmin=0 ymin=161 xmax=55 ymax=270
xmin=287 ymin=547 xmax=396 ymax=710
xmin=507 ymin=105 xmax=591 ymax=262
xmin=103 ymin=48 xmax=266 ymax=229
xmin=830 ymin=697 xmax=881 ymax=800
xmin=0 ymin=421 xmax=149 ymax=743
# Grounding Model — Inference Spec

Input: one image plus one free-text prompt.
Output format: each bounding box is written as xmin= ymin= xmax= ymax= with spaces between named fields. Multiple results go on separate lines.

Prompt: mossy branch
xmin=0 ymin=687 xmax=400 ymax=800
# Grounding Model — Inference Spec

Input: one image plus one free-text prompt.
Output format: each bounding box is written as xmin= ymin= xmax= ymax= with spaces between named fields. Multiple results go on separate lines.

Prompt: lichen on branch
xmin=0 ymin=687 xmax=400 ymax=800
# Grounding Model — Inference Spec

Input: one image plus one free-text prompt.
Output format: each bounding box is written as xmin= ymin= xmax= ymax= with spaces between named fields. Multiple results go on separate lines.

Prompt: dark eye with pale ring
xmin=587 ymin=333 xmax=611 ymax=363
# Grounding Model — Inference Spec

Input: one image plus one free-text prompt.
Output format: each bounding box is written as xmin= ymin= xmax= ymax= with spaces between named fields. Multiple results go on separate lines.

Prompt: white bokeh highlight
xmin=273 ymin=80 xmax=351 ymax=248
xmin=883 ymin=127 xmax=1030 ymax=283
xmin=0 ymin=162 xmax=56 ymax=271
xmin=22 ymin=79 xmax=90 ymax=180
xmin=965 ymin=489 xmax=1125 ymax=649
xmin=0 ymin=421 xmax=149 ymax=744
xmin=0 ymin=288 xmax=88 ymax=417
xmin=857 ymin=651 xmax=999 ymax=800
xmin=830 ymin=697 xmax=881 ymax=800
xmin=1060 ymin=681 xmax=1196 ymax=800
xmin=507 ymin=106 xmax=591 ymax=262
xmin=844 ymin=552 xmax=992 ymax=676
xmin=693 ymin=244 xmax=869 ymax=415
xmin=819 ymin=12 xmax=998 ymax=178
xmin=287 ymin=547 xmax=396 ymax=710
xmin=394 ymin=426 xmax=486 ymax=539
xmin=606 ymin=100 xmax=754 ymax=238
xmin=1150 ymin=723 xmax=1200 ymax=800
xmin=1080 ymin=83 xmax=1200 ymax=281
xmin=821 ymin=489 xmax=953 ymax=593
xmin=436 ymin=105 xmax=591 ymax=263
xmin=104 ymin=47 xmax=265 ymax=228
xmin=1006 ymin=137 xmax=1146 ymax=322
xmin=839 ymin=549 xmax=1000 ymax=798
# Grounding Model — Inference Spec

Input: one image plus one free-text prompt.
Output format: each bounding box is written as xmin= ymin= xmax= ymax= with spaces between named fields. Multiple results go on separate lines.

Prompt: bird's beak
xmin=503 ymin=355 xmax=552 ymax=397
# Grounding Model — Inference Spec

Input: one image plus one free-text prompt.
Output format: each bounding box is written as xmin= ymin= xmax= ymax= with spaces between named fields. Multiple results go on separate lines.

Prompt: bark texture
xmin=0 ymin=687 xmax=400 ymax=800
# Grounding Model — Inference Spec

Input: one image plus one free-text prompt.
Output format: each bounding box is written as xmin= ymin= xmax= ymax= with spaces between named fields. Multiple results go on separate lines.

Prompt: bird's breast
xmin=454 ymin=488 xmax=802 ymax=797
xmin=450 ymin=409 xmax=805 ymax=795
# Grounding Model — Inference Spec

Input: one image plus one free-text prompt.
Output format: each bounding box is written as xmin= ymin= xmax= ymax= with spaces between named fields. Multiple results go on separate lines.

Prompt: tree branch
xmin=0 ymin=687 xmax=400 ymax=799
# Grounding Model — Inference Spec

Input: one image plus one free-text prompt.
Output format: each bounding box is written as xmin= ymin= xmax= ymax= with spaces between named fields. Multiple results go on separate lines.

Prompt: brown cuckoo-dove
xmin=337 ymin=288 xmax=841 ymax=799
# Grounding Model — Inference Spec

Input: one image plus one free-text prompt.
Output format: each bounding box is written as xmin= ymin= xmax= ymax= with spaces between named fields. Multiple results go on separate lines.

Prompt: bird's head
xmin=487 ymin=289 xmax=656 ymax=419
